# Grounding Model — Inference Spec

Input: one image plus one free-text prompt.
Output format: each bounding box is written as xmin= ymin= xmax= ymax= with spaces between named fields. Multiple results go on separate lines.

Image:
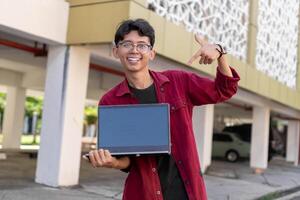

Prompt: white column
xmin=295 ymin=123 xmax=300 ymax=166
xmin=250 ymin=106 xmax=270 ymax=172
xmin=193 ymin=105 xmax=214 ymax=173
xmin=2 ymin=86 xmax=26 ymax=149
xmin=286 ymin=121 xmax=299 ymax=162
xmin=35 ymin=45 xmax=90 ymax=187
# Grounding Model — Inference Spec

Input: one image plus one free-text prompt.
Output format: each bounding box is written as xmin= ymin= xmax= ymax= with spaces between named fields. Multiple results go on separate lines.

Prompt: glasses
xmin=117 ymin=41 xmax=152 ymax=53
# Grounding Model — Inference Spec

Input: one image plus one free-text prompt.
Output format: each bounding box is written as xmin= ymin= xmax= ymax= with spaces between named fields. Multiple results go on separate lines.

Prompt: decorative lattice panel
xmin=147 ymin=0 xmax=249 ymax=60
xmin=256 ymin=0 xmax=299 ymax=88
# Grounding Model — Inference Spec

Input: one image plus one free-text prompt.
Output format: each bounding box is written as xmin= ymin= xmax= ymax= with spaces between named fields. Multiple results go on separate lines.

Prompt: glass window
xmin=213 ymin=134 xmax=233 ymax=142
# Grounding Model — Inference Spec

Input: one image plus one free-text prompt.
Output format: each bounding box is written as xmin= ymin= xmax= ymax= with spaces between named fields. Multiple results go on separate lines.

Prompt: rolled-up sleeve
xmin=185 ymin=66 xmax=240 ymax=106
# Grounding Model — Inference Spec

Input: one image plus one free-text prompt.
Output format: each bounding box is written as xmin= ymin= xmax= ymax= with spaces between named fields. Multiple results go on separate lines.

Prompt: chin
xmin=125 ymin=64 xmax=146 ymax=72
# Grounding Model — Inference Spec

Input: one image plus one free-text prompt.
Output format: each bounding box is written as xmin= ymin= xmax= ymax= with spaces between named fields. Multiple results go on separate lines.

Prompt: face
xmin=113 ymin=31 xmax=155 ymax=73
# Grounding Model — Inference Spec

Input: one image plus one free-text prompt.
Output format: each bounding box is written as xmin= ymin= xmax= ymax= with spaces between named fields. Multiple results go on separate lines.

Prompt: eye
xmin=122 ymin=42 xmax=133 ymax=48
xmin=137 ymin=44 xmax=149 ymax=50
xmin=137 ymin=44 xmax=148 ymax=49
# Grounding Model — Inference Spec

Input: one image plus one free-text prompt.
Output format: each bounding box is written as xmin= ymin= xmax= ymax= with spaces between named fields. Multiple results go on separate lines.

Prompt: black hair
xmin=114 ymin=19 xmax=155 ymax=47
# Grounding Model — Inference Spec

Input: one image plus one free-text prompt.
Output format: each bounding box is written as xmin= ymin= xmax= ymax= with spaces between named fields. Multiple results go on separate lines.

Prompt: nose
xmin=129 ymin=44 xmax=139 ymax=53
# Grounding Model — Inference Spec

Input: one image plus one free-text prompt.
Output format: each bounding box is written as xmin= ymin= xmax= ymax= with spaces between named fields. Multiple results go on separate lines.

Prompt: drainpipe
xmin=0 ymin=39 xmax=47 ymax=56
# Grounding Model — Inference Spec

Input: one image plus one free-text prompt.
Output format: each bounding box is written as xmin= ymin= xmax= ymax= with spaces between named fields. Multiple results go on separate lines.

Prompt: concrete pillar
xmin=297 ymin=129 xmax=300 ymax=166
xmin=2 ymin=86 xmax=26 ymax=149
xmin=193 ymin=105 xmax=214 ymax=173
xmin=35 ymin=45 xmax=90 ymax=187
xmin=286 ymin=121 xmax=299 ymax=162
xmin=250 ymin=106 xmax=270 ymax=173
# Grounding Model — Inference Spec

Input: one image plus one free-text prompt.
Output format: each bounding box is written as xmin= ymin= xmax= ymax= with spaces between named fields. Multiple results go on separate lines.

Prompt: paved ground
xmin=206 ymin=159 xmax=300 ymax=200
xmin=1 ymin=152 xmax=300 ymax=200
xmin=278 ymin=191 xmax=300 ymax=200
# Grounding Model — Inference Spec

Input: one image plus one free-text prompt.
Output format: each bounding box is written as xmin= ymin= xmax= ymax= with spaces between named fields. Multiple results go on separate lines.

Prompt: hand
xmin=85 ymin=149 xmax=119 ymax=168
xmin=188 ymin=35 xmax=221 ymax=65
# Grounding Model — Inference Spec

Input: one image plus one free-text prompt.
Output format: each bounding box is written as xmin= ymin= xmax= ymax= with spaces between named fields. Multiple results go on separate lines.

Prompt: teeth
xmin=128 ymin=58 xmax=140 ymax=61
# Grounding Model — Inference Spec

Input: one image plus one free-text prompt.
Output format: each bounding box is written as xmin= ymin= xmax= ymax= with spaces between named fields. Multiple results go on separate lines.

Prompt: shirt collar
xmin=115 ymin=70 xmax=170 ymax=97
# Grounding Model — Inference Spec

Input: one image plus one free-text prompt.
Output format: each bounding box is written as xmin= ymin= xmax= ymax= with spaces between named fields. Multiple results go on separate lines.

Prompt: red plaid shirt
xmin=99 ymin=68 xmax=240 ymax=200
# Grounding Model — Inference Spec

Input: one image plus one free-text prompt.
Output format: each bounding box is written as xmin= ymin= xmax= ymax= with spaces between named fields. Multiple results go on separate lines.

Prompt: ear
xmin=112 ymin=46 xmax=119 ymax=59
xmin=149 ymin=49 xmax=156 ymax=60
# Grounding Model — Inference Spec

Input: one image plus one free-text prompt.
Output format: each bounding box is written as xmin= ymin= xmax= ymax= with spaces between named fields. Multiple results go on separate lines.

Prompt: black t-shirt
xmin=129 ymin=83 xmax=188 ymax=200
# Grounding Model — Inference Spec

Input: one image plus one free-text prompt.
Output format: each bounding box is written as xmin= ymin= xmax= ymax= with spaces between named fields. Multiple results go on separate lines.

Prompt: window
xmin=213 ymin=134 xmax=233 ymax=142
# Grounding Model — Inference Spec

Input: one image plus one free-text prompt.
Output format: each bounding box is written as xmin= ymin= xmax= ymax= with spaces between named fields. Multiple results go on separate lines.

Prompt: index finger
xmin=187 ymin=48 xmax=202 ymax=65
xmin=194 ymin=34 xmax=208 ymax=46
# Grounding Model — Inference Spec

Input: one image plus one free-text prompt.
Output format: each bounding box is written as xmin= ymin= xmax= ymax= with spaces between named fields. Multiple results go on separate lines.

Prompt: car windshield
xmin=230 ymin=132 xmax=243 ymax=140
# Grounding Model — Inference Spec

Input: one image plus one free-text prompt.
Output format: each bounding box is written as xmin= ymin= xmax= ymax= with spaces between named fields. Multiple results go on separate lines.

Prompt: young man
xmin=87 ymin=19 xmax=240 ymax=200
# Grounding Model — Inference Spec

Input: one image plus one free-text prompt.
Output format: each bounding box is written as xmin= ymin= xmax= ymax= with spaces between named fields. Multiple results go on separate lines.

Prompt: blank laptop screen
xmin=98 ymin=104 xmax=170 ymax=155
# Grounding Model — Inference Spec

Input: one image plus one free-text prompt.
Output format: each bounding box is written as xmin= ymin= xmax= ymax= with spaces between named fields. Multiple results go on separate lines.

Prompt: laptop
xmin=97 ymin=103 xmax=171 ymax=156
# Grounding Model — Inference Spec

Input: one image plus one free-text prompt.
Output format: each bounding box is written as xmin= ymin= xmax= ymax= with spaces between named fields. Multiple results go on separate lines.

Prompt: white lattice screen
xmin=256 ymin=0 xmax=299 ymax=88
xmin=147 ymin=0 xmax=249 ymax=60
xmin=147 ymin=0 xmax=300 ymax=88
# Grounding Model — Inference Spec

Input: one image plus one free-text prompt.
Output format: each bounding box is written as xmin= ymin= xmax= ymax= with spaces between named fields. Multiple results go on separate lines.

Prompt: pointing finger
xmin=194 ymin=34 xmax=207 ymax=46
xmin=188 ymin=48 xmax=202 ymax=65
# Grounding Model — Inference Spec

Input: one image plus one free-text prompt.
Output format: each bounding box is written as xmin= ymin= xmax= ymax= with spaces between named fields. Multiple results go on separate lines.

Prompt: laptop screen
xmin=98 ymin=104 xmax=170 ymax=155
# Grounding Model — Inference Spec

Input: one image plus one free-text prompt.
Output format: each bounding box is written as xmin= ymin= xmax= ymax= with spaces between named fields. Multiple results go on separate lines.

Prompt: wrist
xmin=215 ymin=44 xmax=227 ymax=59
xmin=111 ymin=158 xmax=120 ymax=169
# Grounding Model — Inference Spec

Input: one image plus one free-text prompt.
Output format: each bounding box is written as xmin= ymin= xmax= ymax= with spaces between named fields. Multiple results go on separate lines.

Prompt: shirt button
xmin=171 ymin=106 xmax=175 ymax=110
xmin=160 ymin=87 xmax=164 ymax=92
xmin=156 ymin=190 xmax=161 ymax=195
xmin=178 ymin=160 xmax=183 ymax=165
xmin=185 ymin=180 xmax=190 ymax=185
xmin=152 ymin=168 xmax=156 ymax=172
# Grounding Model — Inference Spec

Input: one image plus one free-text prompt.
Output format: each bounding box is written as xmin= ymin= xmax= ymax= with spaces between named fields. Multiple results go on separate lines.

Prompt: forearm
xmin=217 ymin=55 xmax=233 ymax=77
xmin=114 ymin=156 xmax=130 ymax=170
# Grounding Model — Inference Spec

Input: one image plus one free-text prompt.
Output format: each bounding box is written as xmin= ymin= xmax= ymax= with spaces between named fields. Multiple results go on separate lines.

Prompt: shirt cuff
xmin=216 ymin=67 xmax=240 ymax=88
xmin=216 ymin=66 xmax=240 ymax=86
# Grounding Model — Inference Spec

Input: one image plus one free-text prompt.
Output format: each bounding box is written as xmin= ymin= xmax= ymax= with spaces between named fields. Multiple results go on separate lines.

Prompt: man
xmin=87 ymin=19 xmax=240 ymax=200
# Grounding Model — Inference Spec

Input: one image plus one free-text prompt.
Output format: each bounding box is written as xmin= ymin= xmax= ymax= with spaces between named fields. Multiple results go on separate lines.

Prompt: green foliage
xmin=84 ymin=106 xmax=98 ymax=125
xmin=0 ymin=94 xmax=43 ymax=117
xmin=25 ymin=96 xmax=43 ymax=117
xmin=0 ymin=93 xmax=6 ymax=113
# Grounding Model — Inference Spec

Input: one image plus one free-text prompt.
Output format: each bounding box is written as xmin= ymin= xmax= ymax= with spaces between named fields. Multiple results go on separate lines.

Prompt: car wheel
xmin=226 ymin=150 xmax=239 ymax=162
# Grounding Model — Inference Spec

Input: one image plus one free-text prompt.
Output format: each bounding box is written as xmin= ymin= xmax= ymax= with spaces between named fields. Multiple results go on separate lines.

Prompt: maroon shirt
xmin=99 ymin=68 xmax=240 ymax=200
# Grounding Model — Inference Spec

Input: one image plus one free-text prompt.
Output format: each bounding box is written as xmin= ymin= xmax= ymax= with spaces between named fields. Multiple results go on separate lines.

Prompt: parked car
xmin=223 ymin=123 xmax=278 ymax=160
xmin=212 ymin=132 xmax=250 ymax=162
xmin=223 ymin=124 xmax=251 ymax=142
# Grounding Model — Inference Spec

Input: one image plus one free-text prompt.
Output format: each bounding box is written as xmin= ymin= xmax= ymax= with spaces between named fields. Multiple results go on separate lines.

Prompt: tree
xmin=25 ymin=96 xmax=43 ymax=144
xmin=0 ymin=93 xmax=5 ymax=113
xmin=25 ymin=96 xmax=43 ymax=118
xmin=84 ymin=106 xmax=98 ymax=137
xmin=0 ymin=93 xmax=6 ymax=133
xmin=84 ymin=106 xmax=97 ymax=125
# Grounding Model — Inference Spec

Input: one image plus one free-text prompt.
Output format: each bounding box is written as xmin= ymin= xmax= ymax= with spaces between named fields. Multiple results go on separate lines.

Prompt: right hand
xmin=85 ymin=149 xmax=119 ymax=168
xmin=187 ymin=34 xmax=220 ymax=65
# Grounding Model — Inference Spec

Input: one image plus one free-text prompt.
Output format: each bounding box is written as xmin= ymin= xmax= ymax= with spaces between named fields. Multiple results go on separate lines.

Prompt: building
xmin=0 ymin=0 xmax=299 ymax=187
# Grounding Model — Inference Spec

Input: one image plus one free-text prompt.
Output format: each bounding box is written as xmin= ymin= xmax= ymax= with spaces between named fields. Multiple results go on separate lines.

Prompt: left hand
xmin=188 ymin=35 xmax=220 ymax=65
xmin=85 ymin=149 xmax=119 ymax=168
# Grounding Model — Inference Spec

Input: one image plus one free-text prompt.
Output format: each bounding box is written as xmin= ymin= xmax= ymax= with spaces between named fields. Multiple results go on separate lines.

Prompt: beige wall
xmin=67 ymin=0 xmax=300 ymax=110
xmin=0 ymin=0 xmax=69 ymax=44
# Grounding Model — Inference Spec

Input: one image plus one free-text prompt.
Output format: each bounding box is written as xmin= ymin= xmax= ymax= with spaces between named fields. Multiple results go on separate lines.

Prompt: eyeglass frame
xmin=116 ymin=41 xmax=153 ymax=53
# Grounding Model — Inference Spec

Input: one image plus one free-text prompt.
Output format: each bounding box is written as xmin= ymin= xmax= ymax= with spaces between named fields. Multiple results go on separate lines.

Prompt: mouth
xmin=127 ymin=56 xmax=142 ymax=64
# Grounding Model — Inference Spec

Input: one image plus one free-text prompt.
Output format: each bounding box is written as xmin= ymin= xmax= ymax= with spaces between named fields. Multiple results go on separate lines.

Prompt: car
xmin=223 ymin=124 xmax=251 ymax=142
xmin=212 ymin=132 xmax=250 ymax=162
xmin=223 ymin=123 xmax=278 ymax=160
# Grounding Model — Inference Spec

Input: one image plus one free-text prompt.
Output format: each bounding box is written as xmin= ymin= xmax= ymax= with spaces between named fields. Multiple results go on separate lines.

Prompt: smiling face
xmin=113 ymin=31 xmax=155 ymax=73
